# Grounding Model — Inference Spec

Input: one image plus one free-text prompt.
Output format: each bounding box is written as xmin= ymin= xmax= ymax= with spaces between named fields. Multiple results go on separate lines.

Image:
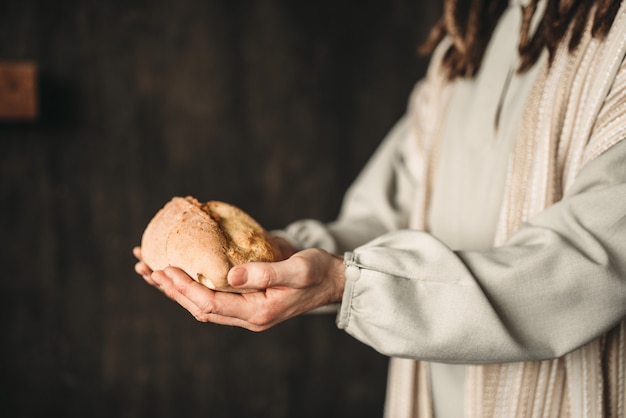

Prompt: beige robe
xmin=384 ymin=3 xmax=626 ymax=417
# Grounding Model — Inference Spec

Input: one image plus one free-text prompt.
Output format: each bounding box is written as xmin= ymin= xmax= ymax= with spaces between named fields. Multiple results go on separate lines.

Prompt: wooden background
xmin=0 ymin=1 xmax=439 ymax=417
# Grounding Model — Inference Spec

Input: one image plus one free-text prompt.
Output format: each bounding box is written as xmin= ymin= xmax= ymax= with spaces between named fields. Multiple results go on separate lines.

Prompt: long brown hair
xmin=420 ymin=0 xmax=622 ymax=79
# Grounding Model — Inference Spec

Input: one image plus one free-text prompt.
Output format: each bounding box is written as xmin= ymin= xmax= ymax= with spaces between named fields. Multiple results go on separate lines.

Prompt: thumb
xmin=227 ymin=258 xmax=303 ymax=290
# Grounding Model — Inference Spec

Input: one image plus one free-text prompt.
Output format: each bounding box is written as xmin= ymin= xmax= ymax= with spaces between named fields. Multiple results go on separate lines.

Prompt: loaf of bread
xmin=140 ymin=196 xmax=281 ymax=293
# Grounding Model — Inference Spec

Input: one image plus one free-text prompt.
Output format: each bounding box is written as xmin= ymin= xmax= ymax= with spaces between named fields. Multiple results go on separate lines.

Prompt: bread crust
xmin=141 ymin=196 xmax=280 ymax=293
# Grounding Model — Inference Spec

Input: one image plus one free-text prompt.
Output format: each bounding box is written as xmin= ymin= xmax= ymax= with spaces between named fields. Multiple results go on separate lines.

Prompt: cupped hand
xmin=133 ymin=246 xmax=345 ymax=331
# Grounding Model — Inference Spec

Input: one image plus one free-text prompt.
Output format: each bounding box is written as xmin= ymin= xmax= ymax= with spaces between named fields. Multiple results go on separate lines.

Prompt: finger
xmin=227 ymin=256 xmax=309 ymax=290
xmin=197 ymin=311 xmax=278 ymax=331
xmin=135 ymin=260 xmax=152 ymax=276
xmin=135 ymin=261 xmax=155 ymax=287
xmin=190 ymin=309 xmax=275 ymax=331
xmin=162 ymin=267 xmax=288 ymax=328
xmin=154 ymin=268 xmax=272 ymax=330
xmin=160 ymin=267 xmax=256 ymax=319
xmin=151 ymin=269 xmax=219 ymax=319
xmin=133 ymin=246 xmax=142 ymax=260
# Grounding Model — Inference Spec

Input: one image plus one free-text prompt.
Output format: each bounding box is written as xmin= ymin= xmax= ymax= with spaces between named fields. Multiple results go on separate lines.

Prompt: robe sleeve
xmin=337 ymin=139 xmax=626 ymax=363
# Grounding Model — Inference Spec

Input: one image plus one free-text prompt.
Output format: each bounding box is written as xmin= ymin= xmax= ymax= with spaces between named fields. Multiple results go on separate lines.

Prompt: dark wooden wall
xmin=0 ymin=1 xmax=439 ymax=417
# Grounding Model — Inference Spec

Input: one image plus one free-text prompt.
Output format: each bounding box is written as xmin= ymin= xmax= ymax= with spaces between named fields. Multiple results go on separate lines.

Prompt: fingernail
xmin=228 ymin=266 xmax=247 ymax=287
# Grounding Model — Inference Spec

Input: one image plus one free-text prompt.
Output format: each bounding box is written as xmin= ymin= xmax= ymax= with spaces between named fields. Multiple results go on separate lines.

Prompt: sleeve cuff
xmin=336 ymin=251 xmax=361 ymax=329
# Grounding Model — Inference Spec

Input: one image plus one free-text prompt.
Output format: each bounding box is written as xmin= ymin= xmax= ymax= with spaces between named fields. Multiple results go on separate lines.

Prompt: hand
xmin=132 ymin=233 xmax=296 ymax=288
xmin=132 ymin=246 xmax=345 ymax=331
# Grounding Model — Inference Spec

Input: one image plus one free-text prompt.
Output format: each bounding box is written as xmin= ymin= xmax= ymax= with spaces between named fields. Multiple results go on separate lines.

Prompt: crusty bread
xmin=141 ymin=196 xmax=281 ymax=293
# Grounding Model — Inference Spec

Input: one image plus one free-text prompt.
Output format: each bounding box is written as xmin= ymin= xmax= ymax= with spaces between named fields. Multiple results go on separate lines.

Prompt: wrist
xmin=329 ymin=254 xmax=346 ymax=304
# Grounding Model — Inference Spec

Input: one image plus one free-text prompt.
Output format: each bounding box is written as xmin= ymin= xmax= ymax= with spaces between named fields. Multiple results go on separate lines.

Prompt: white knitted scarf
xmin=385 ymin=4 xmax=626 ymax=417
